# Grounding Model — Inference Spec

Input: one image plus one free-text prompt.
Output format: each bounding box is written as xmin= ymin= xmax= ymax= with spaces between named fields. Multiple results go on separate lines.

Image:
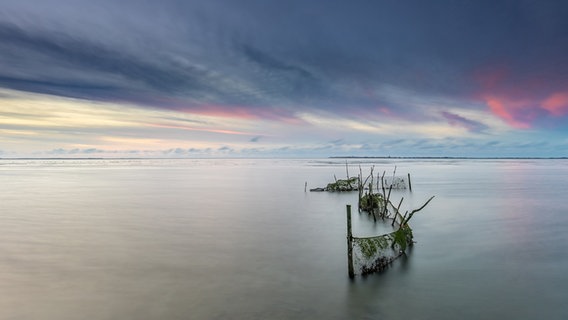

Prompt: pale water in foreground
xmin=1 ymin=158 xmax=567 ymax=319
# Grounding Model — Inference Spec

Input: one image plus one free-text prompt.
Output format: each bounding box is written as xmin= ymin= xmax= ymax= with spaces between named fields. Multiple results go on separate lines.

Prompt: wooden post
xmin=347 ymin=204 xmax=354 ymax=279
xmin=384 ymin=184 xmax=393 ymax=218
xmin=407 ymin=173 xmax=412 ymax=191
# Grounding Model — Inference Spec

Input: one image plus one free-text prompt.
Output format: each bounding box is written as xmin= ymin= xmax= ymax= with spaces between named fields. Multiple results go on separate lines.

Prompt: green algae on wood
xmin=310 ymin=177 xmax=359 ymax=192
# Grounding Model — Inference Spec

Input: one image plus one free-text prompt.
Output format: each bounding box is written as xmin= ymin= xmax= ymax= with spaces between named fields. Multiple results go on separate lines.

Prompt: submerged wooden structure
xmin=311 ymin=164 xmax=433 ymax=278
xmin=346 ymin=196 xmax=433 ymax=278
xmin=310 ymin=163 xmax=412 ymax=194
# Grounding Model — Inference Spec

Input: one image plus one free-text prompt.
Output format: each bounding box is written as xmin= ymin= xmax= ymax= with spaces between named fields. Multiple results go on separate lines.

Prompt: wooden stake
xmin=384 ymin=184 xmax=393 ymax=218
xmin=380 ymin=171 xmax=386 ymax=197
xmin=407 ymin=173 xmax=412 ymax=191
xmin=358 ymin=172 xmax=362 ymax=209
xmin=376 ymin=171 xmax=380 ymax=191
xmin=392 ymin=197 xmax=404 ymax=227
xmin=347 ymin=204 xmax=354 ymax=279
xmin=392 ymin=166 xmax=397 ymax=183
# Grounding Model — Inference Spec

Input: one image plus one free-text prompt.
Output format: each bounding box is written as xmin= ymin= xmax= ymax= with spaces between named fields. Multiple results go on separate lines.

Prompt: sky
xmin=1 ymin=0 xmax=568 ymax=158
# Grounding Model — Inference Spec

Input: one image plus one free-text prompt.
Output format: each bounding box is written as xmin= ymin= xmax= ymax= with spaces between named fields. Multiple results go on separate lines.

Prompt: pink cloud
xmin=473 ymin=65 xmax=568 ymax=128
xmin=189 ymin=105 xmax=259 ymax=120
xmin=542 ymin=92 xmax=568 ymax=116
xmin=481 ymin=95 xmax=532 ymax=129
xmin=147 ymin=123 xmax=252 ymax=135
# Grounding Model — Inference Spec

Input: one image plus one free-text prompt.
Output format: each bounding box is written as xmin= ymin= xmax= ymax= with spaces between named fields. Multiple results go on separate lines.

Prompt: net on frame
xmin=351 ymin=225 xmax=413 ymax=275
xmin=381 ymin=176 xmax=408 ymax=190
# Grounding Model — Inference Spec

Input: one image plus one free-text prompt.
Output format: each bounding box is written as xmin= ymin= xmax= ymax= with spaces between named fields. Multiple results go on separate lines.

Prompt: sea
xmin=0 ymin=158 xmax=567 ymax=319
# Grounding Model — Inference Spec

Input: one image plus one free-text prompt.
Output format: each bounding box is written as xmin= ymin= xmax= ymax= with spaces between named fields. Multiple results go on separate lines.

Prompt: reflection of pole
xmin=347 ymin=204 xmax=354 ymax=279
xmin=407 ymin=173 xmax=412 ymax=192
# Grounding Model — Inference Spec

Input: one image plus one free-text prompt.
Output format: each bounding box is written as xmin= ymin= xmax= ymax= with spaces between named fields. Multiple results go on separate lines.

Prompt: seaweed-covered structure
xmin=309 ymin=164 xmax=411 ymax=195
xmin=309 ymin=164 xmax=433 ymax=277
xmin=347 ymin=195 xmax=433 ymax=277
xmin=310 ymin=177 xmax=359 ymax=192
xmin=353 ymin=224 xmax=413 ymax=275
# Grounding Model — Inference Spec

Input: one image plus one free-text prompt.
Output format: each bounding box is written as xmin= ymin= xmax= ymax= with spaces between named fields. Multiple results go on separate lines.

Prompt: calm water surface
xmin=1 ymin=158 xmax=567 ymax=319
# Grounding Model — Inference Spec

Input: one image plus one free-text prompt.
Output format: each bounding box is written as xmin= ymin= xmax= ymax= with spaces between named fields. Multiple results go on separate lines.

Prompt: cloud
xmin=542 ymin=92 xmax=568 ymax=116
xmin=441 ymin=111 xmax=489 ymax=133
xmin=242 ymin=45 xmax=315 ymax=80
xmin=2 ymin=1 xmax=568 ymax=157
xmin=472 ymin=63 xmax=568 ymax=129
xmin=48 ymin=148 xmax=106 ymax=155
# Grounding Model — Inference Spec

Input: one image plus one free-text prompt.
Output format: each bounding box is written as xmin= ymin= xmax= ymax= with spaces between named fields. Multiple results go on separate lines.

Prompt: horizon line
xmin=1 ymin=156 xmax=567 ymax=160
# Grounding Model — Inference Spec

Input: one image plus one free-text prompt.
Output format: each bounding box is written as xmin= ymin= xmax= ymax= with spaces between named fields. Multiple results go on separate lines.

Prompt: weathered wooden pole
xmin=347 ymin=204 xmax=354 ymax=279
xmin=407 ymin=173 xmax=412 ymax=191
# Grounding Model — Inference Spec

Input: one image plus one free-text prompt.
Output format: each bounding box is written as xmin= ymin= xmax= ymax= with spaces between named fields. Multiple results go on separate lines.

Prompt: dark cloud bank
xmin=1 ymin=0 xmax=568 ymax=127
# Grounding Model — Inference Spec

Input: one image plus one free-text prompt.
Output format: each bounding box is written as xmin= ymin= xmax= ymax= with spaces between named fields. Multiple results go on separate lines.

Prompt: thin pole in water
xmin=347 ymin=204 xmax=354 ymax=279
